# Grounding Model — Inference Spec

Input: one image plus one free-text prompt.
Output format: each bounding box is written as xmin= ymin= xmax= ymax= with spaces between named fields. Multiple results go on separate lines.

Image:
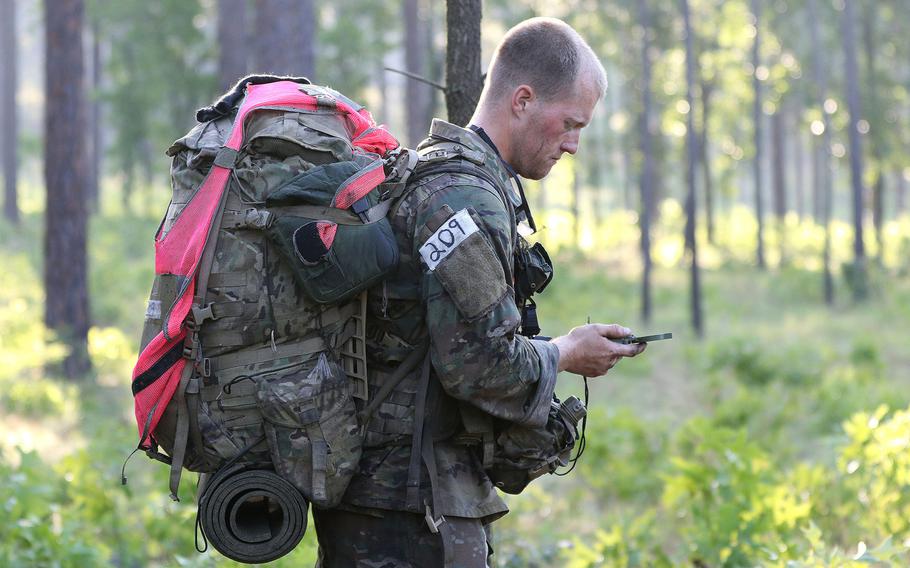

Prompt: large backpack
xmin=129 ymin=77 xmax=421 ymax=520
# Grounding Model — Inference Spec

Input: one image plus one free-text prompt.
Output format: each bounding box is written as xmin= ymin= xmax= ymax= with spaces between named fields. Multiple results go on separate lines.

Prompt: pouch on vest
xmin=256 ymin=352 xmax=362 ymax=508
xmin=485 ymin=395 xmax=586 ymax=495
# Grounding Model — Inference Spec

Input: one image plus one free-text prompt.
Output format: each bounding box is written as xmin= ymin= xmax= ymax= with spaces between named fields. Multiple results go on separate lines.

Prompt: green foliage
xmin=578 ymin=408 xmax=668 ymax=501
xmin=91 ymin=0 xmax=217 ymax=191
xmin=839 ymin=406 xmax=910 ymax=543
xmin=0 ymin=378 xmax=75 ymax=417
xmin=564 ymin=511 xmax=673 ymax=567
xmin=316 ymin=1 xmax=397 ymax=102
xmin=0 ymin=449 xmax=105 ymax=567
xmin=663 ymin=419 xmax=811 ymax=566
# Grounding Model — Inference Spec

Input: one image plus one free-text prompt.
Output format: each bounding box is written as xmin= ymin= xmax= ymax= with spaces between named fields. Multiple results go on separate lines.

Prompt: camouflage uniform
xmin=313 ymin=120 xmax=560 ymax=566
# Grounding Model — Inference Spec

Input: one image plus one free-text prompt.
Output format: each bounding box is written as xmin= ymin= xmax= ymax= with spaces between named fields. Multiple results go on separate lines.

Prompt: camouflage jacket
xmin=341 ymin=120 xmax=560 ymax=520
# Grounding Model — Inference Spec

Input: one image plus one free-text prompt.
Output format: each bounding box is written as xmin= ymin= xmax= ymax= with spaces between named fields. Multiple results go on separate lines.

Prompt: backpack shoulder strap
xmin=168 ymin=154 xmax=234 ymax=501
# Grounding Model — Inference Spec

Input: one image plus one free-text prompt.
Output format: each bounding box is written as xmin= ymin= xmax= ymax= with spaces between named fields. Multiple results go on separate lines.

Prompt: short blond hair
xmin=485 ymin=17 xmax=607 ymax=101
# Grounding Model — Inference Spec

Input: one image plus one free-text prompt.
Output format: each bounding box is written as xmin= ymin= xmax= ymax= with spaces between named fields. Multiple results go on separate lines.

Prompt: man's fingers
xmin=612 ymin=342 xmax=642 ymax=357
xmin=607 ymin=338 xmax=647 ymax=358
xmin=592 ymin=323 xmax=631 ymax=339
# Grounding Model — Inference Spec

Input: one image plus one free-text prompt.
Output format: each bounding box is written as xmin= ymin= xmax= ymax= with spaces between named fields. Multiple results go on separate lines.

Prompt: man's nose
xmin=561 ymin=131 xmax=580 ymax=155
xmin=561 ymin=138 xmax=579 ymax=155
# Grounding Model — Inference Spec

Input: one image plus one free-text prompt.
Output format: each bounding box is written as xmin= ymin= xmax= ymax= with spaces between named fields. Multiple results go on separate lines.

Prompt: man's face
xmin=510 ymin=78 xmax=600 ymax=180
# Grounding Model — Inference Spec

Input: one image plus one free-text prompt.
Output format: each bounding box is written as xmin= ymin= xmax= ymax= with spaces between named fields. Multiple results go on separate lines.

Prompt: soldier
xmin=312 ymin=17 xmax=645 ymax=567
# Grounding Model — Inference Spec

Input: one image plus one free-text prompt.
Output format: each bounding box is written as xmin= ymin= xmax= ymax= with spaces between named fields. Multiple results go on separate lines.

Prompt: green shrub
xmin=662 ymin=418 xmax=812 ymax=566
xmin=578 ymin=408 xmax=668 ymax=501
xmin=838 ymin=406 xmax=910 ymax=544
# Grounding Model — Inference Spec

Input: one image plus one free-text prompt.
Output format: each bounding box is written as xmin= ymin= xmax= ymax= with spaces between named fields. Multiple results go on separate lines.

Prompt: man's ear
xmin=511 ymin=84 xmax=535 ymax=117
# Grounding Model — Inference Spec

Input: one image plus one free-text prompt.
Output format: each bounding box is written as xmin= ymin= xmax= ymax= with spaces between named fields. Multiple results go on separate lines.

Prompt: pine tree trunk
xmin=45 ymin=0 xmax=91 ymax=378
xmin=842 ymin=0 xmax=868 ymax=300
xmin=295 ymin=0 xmax=316 ymax=79
xmin=638 ymin=0 xmax=655 ymax=324
xmin=254 ymin=0 xmax=314 ymax=78
xmin=772 ymin=109 xmax=786 ymax=221
xmin=2 ymin=0 xmax=18 ymax=224
xmin=254 ymin=0 xmax=282 ymax=73
xmin=771 ymin=109 xmax=787 ymax=264
xmin=794 ymin=109 xmax=805 ymax=221
xmin=444 ymin=0 xmax=482 ymax=127
xmin=424 ymin=0 xmax=442 ymax=129
xmin=897 ymin=170 xmax=906 ymax=216
xmin=405 ymin=0 xmax=430 ymax=146
xmin=811 ymin=133 xmax=821 ymax=223
xmin=752 ymin=0 xmax=766 ymax=269
xmin=861 ymin=5 xmax=884 ymax=263
xmin=682 ymin=0 xmax=703 ymax=337
xmin=87 ymin=16 xmax=102 ymax=211
xmin=218 ymin=0 xmax=248 ymax=91
xmin=621 ymin=137 xmax=632 ymax=211
xmin=700 ymin=81 xmax=715 ymax=244
xmin=809 ymin=0 xmax=834 ymax=305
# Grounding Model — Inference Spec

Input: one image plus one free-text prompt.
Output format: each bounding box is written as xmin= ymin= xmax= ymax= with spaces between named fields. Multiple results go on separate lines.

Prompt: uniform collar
xmin=423 ymin=119 xmax=538 ymax=232
xmin=468 ymin=125 xmax=537 ymax=233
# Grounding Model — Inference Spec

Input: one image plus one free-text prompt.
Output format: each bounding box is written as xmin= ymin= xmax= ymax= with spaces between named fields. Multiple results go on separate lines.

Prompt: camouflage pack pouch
xmin=256 ymin=352 xmax=362 ymax=508
xmin=485 ymin=396 xmax=587 ymax=495
xmin=265 ymin=213 xmax=398 ymax=304
xmin=263 ymin=159 xmax=400 ymax=304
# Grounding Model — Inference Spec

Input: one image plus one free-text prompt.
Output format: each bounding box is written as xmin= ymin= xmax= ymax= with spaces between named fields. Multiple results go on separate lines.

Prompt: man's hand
xmin=551 ymin=324 xmax=646 ymax=377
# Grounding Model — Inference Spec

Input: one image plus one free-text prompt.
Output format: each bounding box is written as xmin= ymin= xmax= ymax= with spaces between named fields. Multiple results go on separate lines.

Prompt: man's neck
xmin=469 ymin=108 xmax=513 ymax=165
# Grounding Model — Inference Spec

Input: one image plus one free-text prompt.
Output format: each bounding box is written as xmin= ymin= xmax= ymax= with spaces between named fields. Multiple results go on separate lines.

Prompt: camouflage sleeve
xmin=413 ymin=178 xmax=559 ymax=429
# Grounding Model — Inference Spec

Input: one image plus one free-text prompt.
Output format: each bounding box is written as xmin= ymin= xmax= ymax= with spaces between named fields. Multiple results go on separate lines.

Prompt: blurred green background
xmin=3 ymin=0 xmax=910 ymax=566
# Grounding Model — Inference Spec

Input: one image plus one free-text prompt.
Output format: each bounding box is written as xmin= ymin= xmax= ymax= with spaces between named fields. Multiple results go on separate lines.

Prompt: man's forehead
xmin=559 ymin=85 xmax=599 ymax=122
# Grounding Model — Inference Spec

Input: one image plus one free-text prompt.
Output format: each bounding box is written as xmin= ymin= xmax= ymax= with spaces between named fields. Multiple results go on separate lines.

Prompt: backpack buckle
xmin=182 ymin=336 xmax=200 ymax=361
xmin=199 ymin=357 xmax=212 ymax=379
xmin=191 ymin=303 xmax=217 ymax=325
xmin=424 ymin=503 xmax=446 ymax=534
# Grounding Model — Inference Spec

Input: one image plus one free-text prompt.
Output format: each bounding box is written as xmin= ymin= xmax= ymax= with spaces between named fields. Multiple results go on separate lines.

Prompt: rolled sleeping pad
xmin=198 ymin=466 xmax=308 ymax=563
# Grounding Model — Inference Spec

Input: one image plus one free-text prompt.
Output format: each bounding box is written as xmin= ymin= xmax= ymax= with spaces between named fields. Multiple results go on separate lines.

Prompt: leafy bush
xmin=838 ymin=406 xmax=910 ymax=544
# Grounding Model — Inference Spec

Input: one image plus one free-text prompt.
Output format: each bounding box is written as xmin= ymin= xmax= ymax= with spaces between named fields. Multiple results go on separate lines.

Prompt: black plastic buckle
xmin=192 ymin=304 xmax=216 ymax=325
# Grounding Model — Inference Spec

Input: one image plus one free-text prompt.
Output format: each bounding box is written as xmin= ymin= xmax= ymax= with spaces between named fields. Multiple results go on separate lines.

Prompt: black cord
xmin=194 ymin=473 xmax=209 ymax=553
xmin=221 ymin=374 xmax=253 ymax=395
xmin=555 ymin=376 xmax=589 ymax=476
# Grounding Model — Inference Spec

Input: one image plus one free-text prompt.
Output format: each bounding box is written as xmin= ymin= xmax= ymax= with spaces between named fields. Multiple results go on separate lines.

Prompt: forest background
xmin=3 ymin=0 xmax=910 ymax=566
